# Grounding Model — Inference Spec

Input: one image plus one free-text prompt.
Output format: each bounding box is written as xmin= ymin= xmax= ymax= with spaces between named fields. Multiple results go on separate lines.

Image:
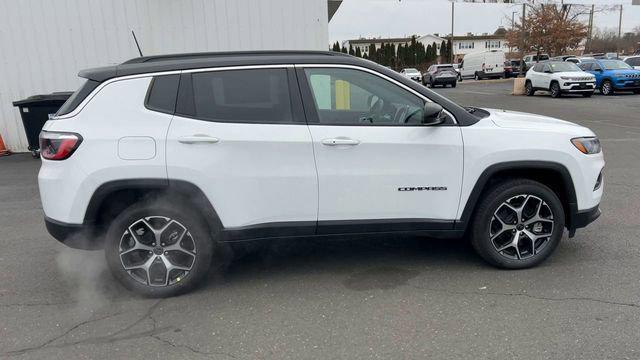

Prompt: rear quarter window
xmin=56 ymin=80 xmax=100 ymax=116
xmin=145 ymin=74 xmax=180 ymax=114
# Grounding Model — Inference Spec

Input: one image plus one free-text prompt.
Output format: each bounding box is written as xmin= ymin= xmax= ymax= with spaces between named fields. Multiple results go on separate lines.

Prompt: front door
xmin=297 ymin=66 xmax=464 ymax=234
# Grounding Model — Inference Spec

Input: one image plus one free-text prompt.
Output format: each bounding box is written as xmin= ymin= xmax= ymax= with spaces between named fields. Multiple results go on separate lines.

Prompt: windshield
xmin=549 ymin=62 xmax=581 ymax=72
xmin=404 ymin=68 xmax=419 ymax=74
xmin=600 ymin=60 xmax=632 ymax=70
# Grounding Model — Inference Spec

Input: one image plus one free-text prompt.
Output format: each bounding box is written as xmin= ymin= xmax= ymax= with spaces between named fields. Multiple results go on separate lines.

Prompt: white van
xmin=459 ymin=50 xmax=506 ymax=80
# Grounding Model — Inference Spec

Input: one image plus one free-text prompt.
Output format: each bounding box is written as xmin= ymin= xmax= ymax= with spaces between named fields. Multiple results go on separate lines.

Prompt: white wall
xmin=0 ymin=0 xmax=328 ymax=152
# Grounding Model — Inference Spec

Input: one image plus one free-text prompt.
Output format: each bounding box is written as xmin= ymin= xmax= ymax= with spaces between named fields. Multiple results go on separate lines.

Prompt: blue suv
xmin=579 ymin=59 xmax=640 ymax=95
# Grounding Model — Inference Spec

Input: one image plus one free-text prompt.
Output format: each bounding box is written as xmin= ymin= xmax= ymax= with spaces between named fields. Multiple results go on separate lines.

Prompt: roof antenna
xmin=131 ymin=30 xmax=143 ymax=57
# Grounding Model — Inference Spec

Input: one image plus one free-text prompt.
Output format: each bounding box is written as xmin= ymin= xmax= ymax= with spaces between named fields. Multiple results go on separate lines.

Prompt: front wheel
xmin=474 ymin=72 xmax=480 ymax=81
xmin=600 ymin=80 xmax=614 ymax=96
xmin=470 ymin=179 xmax=565 ymax=269
xmin=451 ymin=81 xmax=457 ymax=88
xmin=105 ymin=200 xmax=215 ymax=297
xmin=550 ymin=82 xmax=561 ymax=98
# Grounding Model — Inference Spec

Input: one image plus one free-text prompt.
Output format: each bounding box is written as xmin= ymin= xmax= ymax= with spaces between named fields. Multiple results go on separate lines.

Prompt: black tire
xmin=633 ymin=89 xmax=640 ymax=94
xmin=525 ymin=81 xmax=535 ymax=96
xmin=550 ymin=82 xmax=561 ymax=98
xmin=582 ymin=92 xmax=593 ymax=97
xmin=474 ymin=72 xmax=481 ymax=81
xmin=105 ymin=200 xmax=215 ymax=297
xmin=600 ymin=80 xmax=614 ymax=96
xmin=470 ymin=179 xmax=565 ymax=269
xmin=451 ymin=81 xmax=457 ymax=88
xmin=429 ymin=80 xmax=434 ymax=88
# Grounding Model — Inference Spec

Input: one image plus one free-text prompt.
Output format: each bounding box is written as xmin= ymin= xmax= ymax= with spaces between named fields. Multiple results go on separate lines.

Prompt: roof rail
xmin=122 ymin=50 xmax=350 ymax=64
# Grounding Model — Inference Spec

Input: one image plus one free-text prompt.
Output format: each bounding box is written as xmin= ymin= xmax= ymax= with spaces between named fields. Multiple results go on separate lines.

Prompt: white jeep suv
xmin=525 ymin=61 xmax=596 ymax=98
xmin=39 ymin=51 xmax=604 ymax=297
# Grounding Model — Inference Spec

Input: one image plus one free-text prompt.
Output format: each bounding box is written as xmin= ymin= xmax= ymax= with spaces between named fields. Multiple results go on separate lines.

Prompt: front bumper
xmin=560 ymin=81 xmax=595 ymax=92
xmin=568 ymin=205 xmax=601 ymax=237
xmin=44 ymin=217 xmax=102 ymax=250
xmin=613 ymin=79 xmax=640 ymax=90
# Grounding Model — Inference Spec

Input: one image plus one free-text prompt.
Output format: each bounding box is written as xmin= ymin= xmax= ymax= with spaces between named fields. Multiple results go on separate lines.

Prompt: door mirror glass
xmin=422 ymin=102 xmax=444 ymax=126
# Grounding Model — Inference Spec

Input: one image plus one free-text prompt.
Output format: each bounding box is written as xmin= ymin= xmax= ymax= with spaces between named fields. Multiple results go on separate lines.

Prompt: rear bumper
xmin=568 ymin=205 xmax=601 ymax=237
xmin=433 ymin=77 xmax=457 ymax=84
xmin=44 ymin=217 xmax=101 ymax=250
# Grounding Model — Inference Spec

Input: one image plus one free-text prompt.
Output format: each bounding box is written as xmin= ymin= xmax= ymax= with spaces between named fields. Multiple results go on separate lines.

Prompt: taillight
xmin=39 ymin=131 xmax=83 ymax=160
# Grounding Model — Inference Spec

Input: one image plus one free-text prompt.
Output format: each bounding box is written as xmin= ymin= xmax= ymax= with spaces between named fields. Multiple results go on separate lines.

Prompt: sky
xmin=329 ymin=0 xmax=640 ymax=44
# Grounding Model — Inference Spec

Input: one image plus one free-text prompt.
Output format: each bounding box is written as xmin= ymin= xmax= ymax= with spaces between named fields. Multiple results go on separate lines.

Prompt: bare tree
xmin=506 ymin=3 xmax=590 ymax=57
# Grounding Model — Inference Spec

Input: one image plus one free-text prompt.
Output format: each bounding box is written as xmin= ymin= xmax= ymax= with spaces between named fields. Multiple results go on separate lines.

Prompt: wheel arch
xmin=84 ymin=179 xmax=223 ymax=244
xmin=456 ymin=161 xmax=578 ymax=233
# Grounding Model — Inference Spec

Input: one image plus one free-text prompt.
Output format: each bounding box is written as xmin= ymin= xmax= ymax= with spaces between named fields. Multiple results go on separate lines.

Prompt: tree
xmin=331 ymin=41 xmax=341 ymax=52
xmin=440 ymin=40 xmax=448 ymax=60
xmin=348 ymin=44 xmax=355 ymax=56
xmin=355 ymin=46 xmax=362 ymax=58
xmin=368 ymin=44 xmax=377 ymax=62
xmin=341 ymin=45 xmax=348 ymax=54
xmin=506 ymin=3 xmax=588 ymax=57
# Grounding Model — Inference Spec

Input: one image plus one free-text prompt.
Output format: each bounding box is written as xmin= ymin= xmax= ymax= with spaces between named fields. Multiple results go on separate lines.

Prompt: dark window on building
xmin=189 ymin=68 xmax=293 ymax=123
xmin=145 ymin=74 xmax=180 ymax=114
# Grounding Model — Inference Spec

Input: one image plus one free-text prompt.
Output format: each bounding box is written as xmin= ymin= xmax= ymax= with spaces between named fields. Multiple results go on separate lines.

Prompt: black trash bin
xmin=13 ymin=92 xmax=73 ymax=157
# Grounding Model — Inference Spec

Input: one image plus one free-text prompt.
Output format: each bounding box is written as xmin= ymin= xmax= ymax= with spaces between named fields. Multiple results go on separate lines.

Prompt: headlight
xmin=571 ymin=137 xmax=601 ymax=154
xmin=561 ymin=76 xmax=571 ymax=80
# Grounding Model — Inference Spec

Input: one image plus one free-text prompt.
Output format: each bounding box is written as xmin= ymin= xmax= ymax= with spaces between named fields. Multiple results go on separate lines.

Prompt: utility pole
xmin=519 ymin=3 xmax=525 ymax=74
xmin=450 ymin=1 xmax=455 ymax=64
xmin=586 ymin=4 xmax=594 ymax=54
xmin=617 ymin=4 xmax=623 ymax=57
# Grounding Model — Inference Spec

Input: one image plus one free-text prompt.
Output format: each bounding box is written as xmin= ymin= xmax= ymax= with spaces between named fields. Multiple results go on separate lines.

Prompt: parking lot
xmin=2 ymin=79 xmax=640 ymax=359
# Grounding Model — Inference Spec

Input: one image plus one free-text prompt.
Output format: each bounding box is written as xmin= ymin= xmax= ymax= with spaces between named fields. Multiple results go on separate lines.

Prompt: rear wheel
xmin=451 ymin=81 xmax=457 ymax=88
xmin=470 ymin=179 xmax=565 ymax=269
xmin=550 ymin=82 xmax=561 ymax=98
xmin=474 ymin=72 xmax=481 ymax=81
xmin=105 ymin=200 xmax=215 ymax=297
xmin=600 ymin=80 xmax=614 ymax=95
xmin=525 ymin=81 xmax=535 ymax=96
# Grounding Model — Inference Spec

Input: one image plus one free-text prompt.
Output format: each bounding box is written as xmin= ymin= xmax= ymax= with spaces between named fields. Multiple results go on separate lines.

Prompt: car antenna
xmin=131 ymin=30 xmax=143 ymax=57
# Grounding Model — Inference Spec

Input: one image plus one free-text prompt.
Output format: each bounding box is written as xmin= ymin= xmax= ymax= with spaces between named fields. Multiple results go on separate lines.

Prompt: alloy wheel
xmin=489 ymin=194 xmax=554 ymax=260
xmin=602 ymin=81 xmax=612 ymax=95
xmin=119 ymin=216 xmax=197 ymax=287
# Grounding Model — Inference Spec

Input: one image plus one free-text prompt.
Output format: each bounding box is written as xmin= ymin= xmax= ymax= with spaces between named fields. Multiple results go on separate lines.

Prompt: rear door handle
xmin=321 ymin=138 xmax=360 ymax=146
xmin=178 ymin=135 xmax=220 ymax=144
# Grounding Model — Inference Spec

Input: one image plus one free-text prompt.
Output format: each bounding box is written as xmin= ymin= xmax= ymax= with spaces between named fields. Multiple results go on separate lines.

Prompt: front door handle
xmin=178 ymin=135 xmax=220 ymax=144
xmin=321 ymin=138 xmax=360 ymax=146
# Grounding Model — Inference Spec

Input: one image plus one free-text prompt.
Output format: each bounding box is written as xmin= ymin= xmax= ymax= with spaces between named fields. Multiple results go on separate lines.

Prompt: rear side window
xmin=145 ymin=74 xmax=180 ymax=114
xmin=56 ymin=80 xmax=100 ymax=116
xmin=533 ymin=63 xmax=544 ymax=72
xmin=185 ymin=68 xmax=293 ymax=123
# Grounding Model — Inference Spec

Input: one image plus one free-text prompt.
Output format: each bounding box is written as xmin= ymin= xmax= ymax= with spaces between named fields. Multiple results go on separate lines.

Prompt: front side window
xmin=189 ymin=68 xmax=292 ymax=123
xmin=304 ymin=68 xmax=425 ymax=126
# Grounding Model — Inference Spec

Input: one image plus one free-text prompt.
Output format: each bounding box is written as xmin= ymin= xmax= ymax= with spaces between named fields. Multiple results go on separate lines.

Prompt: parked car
xmin=504 ymin=60 xmax=522 ymax=78
xmin=525 ymin=61 xmax=596 ymax=98
xmin=623 ymin=55 xmax=640 ymax=70
xmin=605 ymin=52 xmax=619 ymax=60
xmin=523 ymin=54 xmax=550 ymax=70
xmin=459 ymin=50 xmax=506 ymax=80
xmin=551 ymin=55 xmax=575 ymax=61
xmin=422 ymin=64 xmax=458 ymax=87
xmin=400 ymin=68 xmax=422 ymax=82
xmin=579 ymin=58 xmax=640 ymax=95
xmin=40 ymin=51 xmax=603 ymax=297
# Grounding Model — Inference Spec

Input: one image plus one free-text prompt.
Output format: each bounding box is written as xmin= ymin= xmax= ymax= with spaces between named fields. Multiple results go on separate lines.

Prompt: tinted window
xmin=304 ymin=68 xmax=425 ymax=126
xmin=533 ymin=63 xmax=544 ymax=72
xmin=145 ymin=74 xmax=179 ymax=114
xmin=629 ymin=58 xmax=640 ymax=66
xmin=189 ymin=68 xmax=292 ymax=123
xmin=56 ymin=80 xmax=100 ymax=116
xmin=579 ymin=63 xmax=593 ymax=71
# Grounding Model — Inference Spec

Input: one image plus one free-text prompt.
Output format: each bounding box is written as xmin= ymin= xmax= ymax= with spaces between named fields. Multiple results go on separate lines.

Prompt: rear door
xmin=165 ymin=66 xmax=318 ymax=237
xmin=296 ymin=65 xmax=463 ymax=234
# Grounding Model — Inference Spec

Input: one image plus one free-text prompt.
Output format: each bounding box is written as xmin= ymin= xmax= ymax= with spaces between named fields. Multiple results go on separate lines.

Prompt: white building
xmin=0 ymin=0 xmax=337 ymax=153
xmin=418 ymin=28 xmax=514 ymax=62
xmin=342 ymin=37 xmax=413 ymax=57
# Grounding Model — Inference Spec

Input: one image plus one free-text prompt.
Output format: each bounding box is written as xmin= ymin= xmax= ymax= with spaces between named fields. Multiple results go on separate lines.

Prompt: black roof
xmin=79 ymin=51 xmax=354 ymax=82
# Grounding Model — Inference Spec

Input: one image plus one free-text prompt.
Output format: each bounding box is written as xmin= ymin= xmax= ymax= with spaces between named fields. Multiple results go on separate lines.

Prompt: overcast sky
xmin=329 ymin=0 xmax=640 ymax=44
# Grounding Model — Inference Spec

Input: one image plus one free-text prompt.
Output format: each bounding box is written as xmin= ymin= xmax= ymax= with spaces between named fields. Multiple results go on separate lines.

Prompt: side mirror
xmin=422 ymin=102 xmax=445 ymax=126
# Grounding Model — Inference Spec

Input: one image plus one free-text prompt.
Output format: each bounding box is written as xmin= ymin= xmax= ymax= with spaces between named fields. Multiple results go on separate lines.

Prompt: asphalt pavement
xmin=2 ymin=79 xmax=640 ymax=359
